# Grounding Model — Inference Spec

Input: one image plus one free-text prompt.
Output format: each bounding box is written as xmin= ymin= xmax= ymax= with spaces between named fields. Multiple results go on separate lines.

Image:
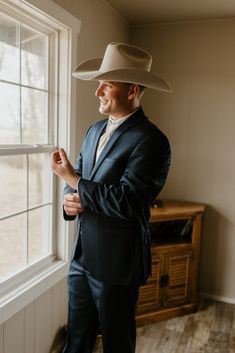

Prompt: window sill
xmin=0 ymin=259 xmax=69 ymax=325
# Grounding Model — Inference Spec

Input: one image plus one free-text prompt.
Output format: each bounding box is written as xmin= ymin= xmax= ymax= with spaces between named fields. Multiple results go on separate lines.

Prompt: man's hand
xmin=51 ymin=148 xmax=80 ymax=189
xmin=64 ymin=193 xmax=84 ymax=216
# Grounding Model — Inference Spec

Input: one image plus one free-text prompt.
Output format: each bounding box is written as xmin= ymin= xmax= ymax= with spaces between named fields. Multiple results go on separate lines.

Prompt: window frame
xmin=0 ymin=0 xmax=81 ymax=325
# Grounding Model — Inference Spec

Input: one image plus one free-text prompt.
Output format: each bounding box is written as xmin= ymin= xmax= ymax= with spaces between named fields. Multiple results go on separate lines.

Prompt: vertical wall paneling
xmin=24 ymin=303 xmax=35 ymax=353
xmin=4 ymin=310 xmax=24 ymax=353
xmin=59 ymin=278 xmax=68 ymax=327
xmin=50 ymin=279 xmax=68 ymax=352
xmin=34 ymin=290 xmax=53 ymax=353
xmin=52 ymin=282 xmax=62 ymax=339
xmin=0 ymin=280 xmax=69 ymax=353
xmin=0 ymin=325 xmax=3 ymax=353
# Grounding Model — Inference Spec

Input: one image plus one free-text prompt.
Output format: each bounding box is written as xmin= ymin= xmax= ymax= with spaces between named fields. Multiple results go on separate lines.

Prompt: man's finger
xmin=59 ymin=148 xmax=68 ymax=163
xmin=64 ymin=193 xmax=80 ymax=202
xmin=64 ymin=201 xmax=81 ymax=208
xmin=51 ymin=150 xmax=60 ymax=162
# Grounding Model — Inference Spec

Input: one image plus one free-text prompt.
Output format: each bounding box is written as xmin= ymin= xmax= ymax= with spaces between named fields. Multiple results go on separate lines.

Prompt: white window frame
xmin=0 ymin=0 xmax=81 ymax=325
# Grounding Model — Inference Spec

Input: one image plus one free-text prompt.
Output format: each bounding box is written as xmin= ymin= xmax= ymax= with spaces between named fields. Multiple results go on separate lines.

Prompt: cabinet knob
xmin=160 ymin=274 xmax=169 ymax=287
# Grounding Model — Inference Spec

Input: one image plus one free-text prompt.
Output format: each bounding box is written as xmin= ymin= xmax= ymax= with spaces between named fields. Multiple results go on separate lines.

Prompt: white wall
xmin=131 ymin=19 xmax=235 ymax=302
xmin=0 ymin=279 xmax=67 ymax=353
xmin=0 ymin=1 xmax=129 ymax=352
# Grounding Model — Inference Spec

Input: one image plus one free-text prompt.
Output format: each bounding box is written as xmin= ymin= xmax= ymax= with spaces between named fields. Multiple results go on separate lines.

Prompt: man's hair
xmin=138 ymin=85 xmax=146 ymax=96
xmin=126 ymin=83 xmax=146 ymax=98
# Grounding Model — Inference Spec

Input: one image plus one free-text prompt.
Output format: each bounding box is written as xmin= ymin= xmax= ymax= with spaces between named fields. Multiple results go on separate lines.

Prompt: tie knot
xmin=109 ymin=117 xmax=119 ymax=125
xmin=106 ymin=119 xmax=119 ymax=134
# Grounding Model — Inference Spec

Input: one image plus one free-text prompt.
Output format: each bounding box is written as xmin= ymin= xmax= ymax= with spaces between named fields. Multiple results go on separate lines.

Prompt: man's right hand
xmin=64 ymin=193 xmax=84 ymax=216
xmin=51 ymin=149 xmax=80 ymax=189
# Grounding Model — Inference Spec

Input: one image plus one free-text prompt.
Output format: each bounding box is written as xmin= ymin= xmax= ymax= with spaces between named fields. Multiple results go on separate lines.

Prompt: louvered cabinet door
xmin=136 ymin=249 xmax=163 ymax=314
xmin=163 ymin=247 xmax=193 ymax=306
xmin=136 ymin=202 xmax=205 ymax=324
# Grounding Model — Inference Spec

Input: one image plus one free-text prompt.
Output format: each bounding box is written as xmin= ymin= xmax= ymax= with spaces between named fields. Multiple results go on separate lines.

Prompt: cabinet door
xmin=164 ymin=248 xmax=193 ymax=306
xmin=136 ymin=249 xmax=163 ymax=314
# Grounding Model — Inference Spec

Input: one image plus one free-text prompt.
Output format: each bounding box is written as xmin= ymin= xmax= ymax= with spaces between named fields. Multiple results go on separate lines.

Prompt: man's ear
xmin=128 ymin=84 xmax=139 ymax=100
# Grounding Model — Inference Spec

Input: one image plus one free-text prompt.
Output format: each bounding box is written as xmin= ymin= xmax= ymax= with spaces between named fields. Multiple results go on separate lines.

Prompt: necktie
xmin=95 ymin=120 xmax=118 ymax=162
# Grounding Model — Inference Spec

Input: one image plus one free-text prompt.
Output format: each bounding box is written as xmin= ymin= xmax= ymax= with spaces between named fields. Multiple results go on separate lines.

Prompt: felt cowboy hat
xmin=72 ymin=42 xmax=172 ymax=92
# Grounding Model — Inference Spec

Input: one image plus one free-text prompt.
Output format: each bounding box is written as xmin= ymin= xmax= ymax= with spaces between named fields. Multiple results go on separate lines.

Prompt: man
xmin=51 ymin=42 xmax=171 ymax=353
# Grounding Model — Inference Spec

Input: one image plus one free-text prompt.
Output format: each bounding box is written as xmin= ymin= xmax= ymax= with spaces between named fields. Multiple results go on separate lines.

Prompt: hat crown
xmin=72 ymin=42 xmax=172 ymax=92
xmin=100 ymin=42 xmax=152 ymax=73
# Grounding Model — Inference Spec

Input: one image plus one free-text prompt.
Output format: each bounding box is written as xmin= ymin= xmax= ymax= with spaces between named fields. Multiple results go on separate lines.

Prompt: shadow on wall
xmin=50 ymin=326 xmax=67 ymax=353
xmin=199 ymin=204 xmax=235 ymax=298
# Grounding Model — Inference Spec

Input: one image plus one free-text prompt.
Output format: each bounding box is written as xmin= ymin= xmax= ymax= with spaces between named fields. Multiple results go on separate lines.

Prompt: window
xmin=0 ymin=0 xmax=80 ymax=323
xmin=0 ymin=9 xmax=55 ymax=281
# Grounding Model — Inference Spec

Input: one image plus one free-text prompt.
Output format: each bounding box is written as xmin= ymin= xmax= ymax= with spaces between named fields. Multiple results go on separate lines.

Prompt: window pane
xmin=0 ymin=13 xmax=19 ymax=82
xmin=0 ymin=155 xmax=27 ymax=219
xmin=0 ymin=82 xmax=20 ymax=144
xmin=28 ymin=205 xmax=52 ymax=264
xmin=0 ymin=214 xmax=27 ymax=280
xmin=21 ymin=25 xmax=47 ymax=89
xmin=28 ymin=153 xmax=51 ymax=208
xmin=22 ymin=87 xmax=48 ymax=144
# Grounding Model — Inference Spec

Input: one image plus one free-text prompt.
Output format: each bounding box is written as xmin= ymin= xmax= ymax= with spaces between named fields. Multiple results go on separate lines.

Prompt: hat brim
xmin=72 ymin=58 xmax=172 ymax=93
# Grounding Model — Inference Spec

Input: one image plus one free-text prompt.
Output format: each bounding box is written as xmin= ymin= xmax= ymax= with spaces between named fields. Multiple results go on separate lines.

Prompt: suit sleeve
xmin=78 ymin=132 xmax=171 ymax=220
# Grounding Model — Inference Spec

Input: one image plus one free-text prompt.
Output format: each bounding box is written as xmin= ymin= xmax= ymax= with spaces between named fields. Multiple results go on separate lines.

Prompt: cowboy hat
xmin=72 ymin=42 xmax=172 ymax=92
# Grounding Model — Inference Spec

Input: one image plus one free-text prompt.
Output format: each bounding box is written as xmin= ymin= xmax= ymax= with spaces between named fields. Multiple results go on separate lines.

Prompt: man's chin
xmin=99 ymin=107 xmax=109 ymax=116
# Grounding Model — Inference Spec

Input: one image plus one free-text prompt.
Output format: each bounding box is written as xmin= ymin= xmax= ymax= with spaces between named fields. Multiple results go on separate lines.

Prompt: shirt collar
xmin=109 ymin=107 xmax=141 ymax=126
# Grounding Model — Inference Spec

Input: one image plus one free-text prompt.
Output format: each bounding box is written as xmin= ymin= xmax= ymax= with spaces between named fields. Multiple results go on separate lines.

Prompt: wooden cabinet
xmin=136 ymin=200 xmax=205 ymax=325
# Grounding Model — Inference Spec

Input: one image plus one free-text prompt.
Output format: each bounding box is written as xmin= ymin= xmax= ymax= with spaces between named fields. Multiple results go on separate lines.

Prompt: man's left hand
xmin=51 ymin=148 xmax=80 ymax=189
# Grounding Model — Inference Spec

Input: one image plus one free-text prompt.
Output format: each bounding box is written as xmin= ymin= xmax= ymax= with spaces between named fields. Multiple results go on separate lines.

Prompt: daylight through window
xmin=0 ymin=7 xmax=57 ymax=281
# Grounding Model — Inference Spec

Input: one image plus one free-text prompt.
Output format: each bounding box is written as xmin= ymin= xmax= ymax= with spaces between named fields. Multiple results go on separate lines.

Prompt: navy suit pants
xmin=62 ymin=251 xmax=139 ymax=353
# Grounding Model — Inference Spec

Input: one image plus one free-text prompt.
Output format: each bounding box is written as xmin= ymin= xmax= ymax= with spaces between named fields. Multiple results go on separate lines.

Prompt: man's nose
xmin=95 ymin=84 xmax=103 ymax=97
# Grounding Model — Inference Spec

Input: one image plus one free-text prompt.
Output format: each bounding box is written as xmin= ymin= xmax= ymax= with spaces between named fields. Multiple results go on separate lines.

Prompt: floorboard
xmin=93 ymin=298 xmax=235 ymax=353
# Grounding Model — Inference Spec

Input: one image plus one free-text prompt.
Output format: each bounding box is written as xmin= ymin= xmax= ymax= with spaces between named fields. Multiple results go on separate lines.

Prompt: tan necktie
xmin=95 ymin=110 xmax=139 ymax=162
xmin=95 ymin=120 xmax=118 ymax=162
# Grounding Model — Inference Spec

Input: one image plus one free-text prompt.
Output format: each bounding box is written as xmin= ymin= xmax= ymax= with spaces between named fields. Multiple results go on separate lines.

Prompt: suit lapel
xmin=87 ymin=120 xmax=107 ymax=177
xmin=90 ymin=109 xmax=145 ymax=179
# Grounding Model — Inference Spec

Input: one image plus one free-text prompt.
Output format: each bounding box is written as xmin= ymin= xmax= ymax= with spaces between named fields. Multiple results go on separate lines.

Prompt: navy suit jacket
xmin=64 ymin=108 xmax=171 ymax=285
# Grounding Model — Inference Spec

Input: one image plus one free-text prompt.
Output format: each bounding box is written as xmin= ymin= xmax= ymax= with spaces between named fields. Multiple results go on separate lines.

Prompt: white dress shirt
xmin=95 ymin=109 xmax=139 ymax=162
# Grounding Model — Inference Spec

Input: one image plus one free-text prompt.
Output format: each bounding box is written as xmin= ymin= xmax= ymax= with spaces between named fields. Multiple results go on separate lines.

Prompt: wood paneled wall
xmin=0 ymin=279 xmax=67 ymax=353
xmin=131 ymin=19 xmax=235 ymax=302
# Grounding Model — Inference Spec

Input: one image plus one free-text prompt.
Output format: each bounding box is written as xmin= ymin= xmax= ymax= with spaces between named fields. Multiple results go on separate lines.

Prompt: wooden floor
xmin=94 ymin=298 xmax=235 ymax=353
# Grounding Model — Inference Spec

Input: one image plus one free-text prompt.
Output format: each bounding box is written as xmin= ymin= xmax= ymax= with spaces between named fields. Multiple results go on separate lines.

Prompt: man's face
xmin=95 ymin=81 xmax=132 ymax=119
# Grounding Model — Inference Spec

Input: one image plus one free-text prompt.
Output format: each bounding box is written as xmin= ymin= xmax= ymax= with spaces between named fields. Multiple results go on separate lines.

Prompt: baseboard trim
xmin=200 ymin=292 xmax=235 ymax=304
